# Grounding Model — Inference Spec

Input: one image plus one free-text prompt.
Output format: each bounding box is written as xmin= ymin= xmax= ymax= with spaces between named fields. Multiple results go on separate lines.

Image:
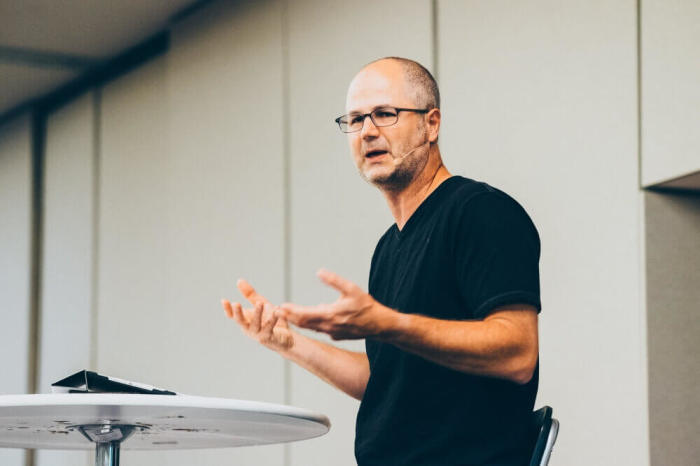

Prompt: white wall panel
xmin=287 ymin=1 xmax=433 ymax=464
xmin=39 ymin=93 xmax=95 ymax=390
xmin=35 ymin=93 xmax=95 ymax=466
xmin=0 ymin=115 xmax=31 ymax=466
xmin=97 ymin=57 xmax=171 ymax=387
xmin=27 ymin=1 xmax=694 ymax=465
xmin=97 ymin=1 xmax=286 ymax=464
xmin=439 ymin=1 xmax=645 ymax=464
xmin=641 ymin=0 xmax=700 ymax=187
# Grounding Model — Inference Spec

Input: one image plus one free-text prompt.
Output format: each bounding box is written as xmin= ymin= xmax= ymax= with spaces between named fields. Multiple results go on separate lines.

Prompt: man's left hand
xmin=278 ymin=269 xmax=395 ymax=340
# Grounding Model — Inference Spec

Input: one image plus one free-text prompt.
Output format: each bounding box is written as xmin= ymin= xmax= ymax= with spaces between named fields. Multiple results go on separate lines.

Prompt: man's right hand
xmin=222 ymin=276 xmax=370 ymax=401
xmin=221 ymin=279 xmax=295 ymax=353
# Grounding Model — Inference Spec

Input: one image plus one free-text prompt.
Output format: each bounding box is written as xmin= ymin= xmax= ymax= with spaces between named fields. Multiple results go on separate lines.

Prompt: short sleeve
xmin=453 ymin=191 xmax=541 ymax=319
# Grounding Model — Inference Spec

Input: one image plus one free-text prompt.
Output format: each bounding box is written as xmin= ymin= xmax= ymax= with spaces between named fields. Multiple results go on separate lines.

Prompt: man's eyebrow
xmin=346 ymin=104 xmax=393 ymax=115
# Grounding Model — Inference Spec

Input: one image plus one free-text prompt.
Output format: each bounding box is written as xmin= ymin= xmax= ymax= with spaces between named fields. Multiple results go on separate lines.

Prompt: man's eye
xmin=375 ymin=111 xmax=396 ymax=118
xmin=350 ymin=115 xmax=364 ymax=124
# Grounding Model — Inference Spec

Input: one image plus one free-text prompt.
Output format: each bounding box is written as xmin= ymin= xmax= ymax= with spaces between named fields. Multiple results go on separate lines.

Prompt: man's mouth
xmin=365 ymin=150 xmax=388 ymax=158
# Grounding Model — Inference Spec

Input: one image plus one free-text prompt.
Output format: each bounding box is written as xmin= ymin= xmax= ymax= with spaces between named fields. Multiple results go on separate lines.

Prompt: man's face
xmin=345 ymin=61 xmax=430 ymax=190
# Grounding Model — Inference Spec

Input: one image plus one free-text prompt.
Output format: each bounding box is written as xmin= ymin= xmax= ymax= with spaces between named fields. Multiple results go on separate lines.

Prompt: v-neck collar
xmin=391 ymin=176 xmax=460 ymax=241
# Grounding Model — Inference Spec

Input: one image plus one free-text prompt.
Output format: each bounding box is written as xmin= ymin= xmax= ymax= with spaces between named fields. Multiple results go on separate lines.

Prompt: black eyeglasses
xmin=334 ymin=106 xmax=430 ymax=133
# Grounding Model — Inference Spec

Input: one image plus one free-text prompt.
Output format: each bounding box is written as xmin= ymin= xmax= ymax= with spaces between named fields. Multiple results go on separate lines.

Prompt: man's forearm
xmin=280 ymin=333 xmax=369 ymax=400
xmin=380 ymin=307 xmax=538 ymax=384
xmin=275 ymin=271 xmax=538 ymax=386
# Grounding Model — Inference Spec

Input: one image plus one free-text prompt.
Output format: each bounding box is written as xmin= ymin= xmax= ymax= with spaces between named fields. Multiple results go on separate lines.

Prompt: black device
xmin=51 ymin=370 xmax=176 ymax=395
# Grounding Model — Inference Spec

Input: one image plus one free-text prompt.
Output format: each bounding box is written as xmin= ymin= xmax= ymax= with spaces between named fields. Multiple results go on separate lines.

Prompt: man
xmin=221 ymin=57 xmax=541 ymax=465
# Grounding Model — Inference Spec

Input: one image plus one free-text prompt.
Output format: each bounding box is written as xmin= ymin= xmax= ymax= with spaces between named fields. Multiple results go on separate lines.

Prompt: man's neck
xmin=382 ymin=146 xmax=452 ymax=230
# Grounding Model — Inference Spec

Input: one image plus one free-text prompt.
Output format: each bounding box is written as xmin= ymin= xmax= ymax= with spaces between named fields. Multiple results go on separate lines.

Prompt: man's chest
xmin=369 ymin=221 xmax=470 ymax=321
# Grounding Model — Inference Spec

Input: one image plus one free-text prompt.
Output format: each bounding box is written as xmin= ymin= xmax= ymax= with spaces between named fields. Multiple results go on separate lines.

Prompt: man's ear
xmin=427 ymin=108 xmax=441 ymax=143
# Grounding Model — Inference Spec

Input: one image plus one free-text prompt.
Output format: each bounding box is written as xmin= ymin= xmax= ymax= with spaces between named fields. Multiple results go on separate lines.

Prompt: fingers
xmin=221 ymin=299 xmax=234 ymax=318
xmin=223 ymin=299 xmax=254 ymax=330
xmin=278 ymin=302 xmax=314 ymax=320
xmin=273 ymin=308 xmax=291 ymax=328
xmin=223 ymin=299 xmax=248 ymax=322
xmin=226 ymin=299 xmax=280 ymax=335
xmin=250 ymin=301 xmax=264 ymax=333
xmin=279 ymin=302 xmax=328 ymax=328
xmin=317 ymin=268 xmax=358 ymax=295
xmin=274 ymin=308 xmax=289 ymax=324
xmin=260 ymin=304 xmax=279 ymax=340
xmin=236 ymin=279 xmax=268 ymax=306
xmin=232 ymin=302 xmax=249 ymax=328
xmin=277 ymin=315 xmax=289 ymax=329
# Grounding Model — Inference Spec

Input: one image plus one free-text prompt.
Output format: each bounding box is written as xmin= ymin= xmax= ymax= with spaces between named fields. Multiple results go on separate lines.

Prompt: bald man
xmin=222 ymin=57 xmax=541 ymax=465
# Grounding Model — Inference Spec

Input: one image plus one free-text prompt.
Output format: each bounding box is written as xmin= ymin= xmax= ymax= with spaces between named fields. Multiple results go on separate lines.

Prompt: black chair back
xmin=529 ymin=406 xmax=553 ymax=466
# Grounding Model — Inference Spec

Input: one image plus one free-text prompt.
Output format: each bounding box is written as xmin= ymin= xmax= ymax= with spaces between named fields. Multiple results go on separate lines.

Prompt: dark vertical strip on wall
xmin=26 ymin=111 xmax=46 ymax=466
xmin=89 ymin=89 xmax=102 ymax=371
xmin=281 ymin=1 xmax=292 ymax=465
xmin=432 ymin=0 xmax=439 ymax=81
xmin=637 ymin=0 xmax=643 ymax=189
xmin=636 ymin=2 xmax=651 ymax=460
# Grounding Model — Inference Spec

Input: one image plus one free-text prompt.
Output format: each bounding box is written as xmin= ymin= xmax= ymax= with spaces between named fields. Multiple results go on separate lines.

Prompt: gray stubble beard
xmin=359 ymin=146 xmax=429 ymax=194
xmin=357 ymin=121 xmax=431 ymax=193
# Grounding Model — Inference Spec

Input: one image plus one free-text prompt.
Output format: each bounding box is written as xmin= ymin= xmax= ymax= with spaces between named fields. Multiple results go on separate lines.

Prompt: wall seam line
xmin=432 ymin=0 xmax=439 ymax=81
xmin=89 ymin=89 xmax=101 ymax=373
xmin=281 ymin=1 xmax=292 ymax=465
xmin=636 ymin=2 xmax=651 ymax=463
xmin=26 ymin=108 xmax=46 ymax=466
xmin=637 ymin=0 xmax=643 ymax=190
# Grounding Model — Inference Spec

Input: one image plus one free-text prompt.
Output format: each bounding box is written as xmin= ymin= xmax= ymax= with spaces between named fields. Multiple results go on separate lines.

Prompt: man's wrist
xmin=375 ymin=304 xmax=411 ymax=342
xmin=277 ymin=330 xmax=305 ymax=362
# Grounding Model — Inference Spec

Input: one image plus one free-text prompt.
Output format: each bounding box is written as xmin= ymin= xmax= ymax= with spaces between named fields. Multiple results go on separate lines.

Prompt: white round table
xmin=0 ymin=394 xmax=330 ymax=466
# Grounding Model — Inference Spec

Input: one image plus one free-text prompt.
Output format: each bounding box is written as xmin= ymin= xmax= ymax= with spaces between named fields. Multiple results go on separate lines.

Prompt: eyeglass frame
xmin=334 ymin=106 xmax=431 ymax=133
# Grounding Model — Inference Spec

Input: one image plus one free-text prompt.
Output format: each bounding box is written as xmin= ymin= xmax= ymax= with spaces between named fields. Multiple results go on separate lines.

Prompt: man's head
xmin=342 ymin=57 xmax=441 ymax=192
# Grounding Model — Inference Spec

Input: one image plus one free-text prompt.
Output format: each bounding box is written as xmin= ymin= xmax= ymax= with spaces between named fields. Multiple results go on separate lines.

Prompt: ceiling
xmin=0 ymin=0 xmax=201 ymax=119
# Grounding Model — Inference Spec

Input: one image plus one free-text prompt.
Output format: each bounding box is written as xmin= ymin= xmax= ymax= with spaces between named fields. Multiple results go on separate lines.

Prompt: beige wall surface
xmin=39 ymin=93 xmax=95 ymax=391
xmin=645 ymin=191 xmax=700 ymax=466
xmin=0 ymin=116 xmax=31 ymax=466
xmin=286 ymin=1 xmax=433 ymax=464
xmin=96 ymin=1 xmax=287 ymax=465
xmin=439 ymin=1 xmax=647 ymax=464
xmin=641 ymin=0 xmax=700 ymax=186
xmin=36 ymin=93 xmax=95 ymax=466
xmin=10 ymin=0 xmax=700 ymax=465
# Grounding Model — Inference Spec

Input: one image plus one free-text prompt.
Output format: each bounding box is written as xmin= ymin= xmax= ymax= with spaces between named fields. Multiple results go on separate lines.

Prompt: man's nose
xmin=360 ymin=115 xmax=379 ymax=139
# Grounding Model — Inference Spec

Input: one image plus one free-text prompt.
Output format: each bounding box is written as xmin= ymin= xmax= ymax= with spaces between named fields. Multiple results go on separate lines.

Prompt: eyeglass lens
xmin=340 ymin=108 xmax=399 ymax=132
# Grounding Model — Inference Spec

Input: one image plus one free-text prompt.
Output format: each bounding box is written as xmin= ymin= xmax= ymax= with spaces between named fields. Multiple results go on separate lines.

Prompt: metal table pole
xmin=95 ymin=441 xmax=120 ymax=466
xmin=79 ymin=425 xmax=136 ymax=466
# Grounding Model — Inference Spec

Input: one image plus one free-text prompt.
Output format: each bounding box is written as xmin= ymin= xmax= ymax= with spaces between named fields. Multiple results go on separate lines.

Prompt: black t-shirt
xmin=355 ymin=176 xmax=541 ymax=466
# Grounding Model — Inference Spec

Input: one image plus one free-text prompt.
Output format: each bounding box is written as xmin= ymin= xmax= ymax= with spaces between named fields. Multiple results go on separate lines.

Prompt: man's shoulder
xmin=441 ymin=176 xmax=521 ymax=214
xmin=442 ymin=175 xmax=493 ymax=202
xmin=373 ymin=176 xmax=535 ymax=247
xmin=443 ymin=176 xmax=538 ymax=235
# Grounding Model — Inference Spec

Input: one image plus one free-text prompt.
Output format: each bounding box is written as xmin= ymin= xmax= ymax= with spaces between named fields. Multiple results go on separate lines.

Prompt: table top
xmin=0 ymin=394 xmax=330 ymax=450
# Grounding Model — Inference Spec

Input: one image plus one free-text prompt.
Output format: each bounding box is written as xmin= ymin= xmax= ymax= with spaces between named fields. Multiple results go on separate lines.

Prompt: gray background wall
xmin=1 ymin=0 xmax=698 ymax=465
xmin=645 ymin=191 xmax=700 ymax=466
xmin=287 ymin=2 xmax=432 ymax=464
xmin=0 ymin=116 xmax=31 ymax=466
xmin=439 ymin=2 xmax=646 ymax=464
xmin=641 ymin=0 xmax=700 ymax=186
xmin=35 ymin=93 xmax=95 ymax=466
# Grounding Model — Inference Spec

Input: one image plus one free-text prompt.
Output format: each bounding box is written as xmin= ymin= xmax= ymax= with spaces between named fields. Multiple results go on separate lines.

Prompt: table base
xmin=79 ymin=425 xmax=137 ymax=466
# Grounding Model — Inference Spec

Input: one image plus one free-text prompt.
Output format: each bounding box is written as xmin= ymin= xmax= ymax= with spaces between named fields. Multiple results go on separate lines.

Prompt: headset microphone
xmin=394 ymin=138 xmax=430 ymax=162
